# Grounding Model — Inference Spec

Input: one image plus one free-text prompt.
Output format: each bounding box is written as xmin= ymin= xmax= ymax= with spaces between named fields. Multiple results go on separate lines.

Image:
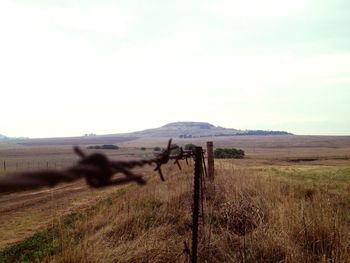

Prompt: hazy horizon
xmin=1 ymin=120 xmax=350 ymax=139
xmin=1 ymin=0 xmax=349 ymax=138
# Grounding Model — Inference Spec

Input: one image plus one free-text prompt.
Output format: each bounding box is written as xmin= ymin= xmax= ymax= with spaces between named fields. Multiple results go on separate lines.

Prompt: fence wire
xmin=0 ymin=139 xmax=196 ymax=193
xmin=0 ymin=139 xmax=209 ymax=263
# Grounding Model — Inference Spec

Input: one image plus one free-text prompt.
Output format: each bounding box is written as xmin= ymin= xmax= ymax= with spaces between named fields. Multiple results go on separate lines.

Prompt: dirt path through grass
xmin=0 ymin=180 xmax=116 ymax=249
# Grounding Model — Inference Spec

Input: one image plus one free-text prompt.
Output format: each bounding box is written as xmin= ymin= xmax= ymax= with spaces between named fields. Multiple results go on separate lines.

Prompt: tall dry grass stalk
xmin=42 ymin=161 xmax=349 ymax=263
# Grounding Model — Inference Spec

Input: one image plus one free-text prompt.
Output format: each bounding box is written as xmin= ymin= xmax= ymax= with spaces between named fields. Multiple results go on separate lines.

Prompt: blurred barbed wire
xmin=0 ymin=139 xmax=197 ymax=193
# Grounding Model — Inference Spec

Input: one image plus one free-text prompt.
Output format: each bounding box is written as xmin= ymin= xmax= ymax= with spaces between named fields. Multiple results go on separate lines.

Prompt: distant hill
xmin=10 ymin=122 xmax=292 ymax=146
xmin=126 ymin=122 xmax=292 ymax=138
xmin=0 ymin=134 xmax=29 ymax=141
xmin=0 ymin=134 xmax=9 ymax=140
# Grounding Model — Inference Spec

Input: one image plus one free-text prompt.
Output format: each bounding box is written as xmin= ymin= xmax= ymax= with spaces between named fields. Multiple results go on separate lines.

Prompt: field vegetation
xmin=214 ymin=148 xmax=245 ymax=159
xmin=87 ymin=145 xmax=119 ymax=150
xmin=0 ymin=136 xmax=349 ymax=262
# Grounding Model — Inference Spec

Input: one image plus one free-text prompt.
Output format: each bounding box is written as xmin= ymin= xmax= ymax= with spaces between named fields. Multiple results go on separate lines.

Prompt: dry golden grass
xmin=208 ymin=161 xmax=349 ymax=262
xmin=9 ymin=161 xmax=343 ymax=263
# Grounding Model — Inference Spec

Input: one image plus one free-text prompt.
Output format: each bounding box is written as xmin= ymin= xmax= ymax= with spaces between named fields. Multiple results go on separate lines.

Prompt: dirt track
xmin=0 ymin=179 xmax=114 ymax=249
xmin=0 ymin=144 xmax=158 ymax=249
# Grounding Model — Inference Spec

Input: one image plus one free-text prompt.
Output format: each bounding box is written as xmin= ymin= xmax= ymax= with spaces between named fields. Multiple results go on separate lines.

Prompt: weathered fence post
xmin=3 ymin=161 xmax=6 ymax=172
xmin=191 ymin=146 xmax=203 ymax=263
xmin=207 ymin=141 xmax=214 ymax=180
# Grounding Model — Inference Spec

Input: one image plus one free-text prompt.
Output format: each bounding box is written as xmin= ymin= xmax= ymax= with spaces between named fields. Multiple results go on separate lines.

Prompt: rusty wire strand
xmin=0 ymin=140 xmax=209 ymax=263
xmin=0 ymin=139 xmax=198 ymax=193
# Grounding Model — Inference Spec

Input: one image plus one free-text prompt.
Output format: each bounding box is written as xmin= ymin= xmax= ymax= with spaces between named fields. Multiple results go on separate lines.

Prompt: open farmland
xmin=0 ymin=135 xmax=350 ymax=262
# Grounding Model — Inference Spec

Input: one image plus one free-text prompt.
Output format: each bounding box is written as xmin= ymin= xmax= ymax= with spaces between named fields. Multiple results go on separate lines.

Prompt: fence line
xmin=207 ymin=141 xmax=214 ymax=180
xmin=0 ymin=139 xmax=214 ymax=263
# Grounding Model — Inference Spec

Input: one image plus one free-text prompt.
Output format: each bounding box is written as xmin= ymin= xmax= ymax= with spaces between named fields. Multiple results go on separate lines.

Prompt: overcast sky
xmin=1 ymin=0 xmax=349 ymax=138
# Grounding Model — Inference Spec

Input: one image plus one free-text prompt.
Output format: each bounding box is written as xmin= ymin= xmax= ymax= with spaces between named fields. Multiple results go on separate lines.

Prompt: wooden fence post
xmin=191 ymin=146 xmax=203 ymax=263
xmin=207 ymin=141 xmax=214 ymax=180
xmin=3 ymin=161 xmax=6 ymax=172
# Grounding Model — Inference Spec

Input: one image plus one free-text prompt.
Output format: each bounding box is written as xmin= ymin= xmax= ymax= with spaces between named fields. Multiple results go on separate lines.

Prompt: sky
xmin=0 ymin=0 xmax=349 ymax=138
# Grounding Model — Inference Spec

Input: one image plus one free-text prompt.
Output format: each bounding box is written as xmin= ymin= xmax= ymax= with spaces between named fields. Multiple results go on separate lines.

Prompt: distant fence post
xmin=3 ymin=161 xmax=6 ymax=172
xmin=207 ymin=142 xmax=214 ymax=180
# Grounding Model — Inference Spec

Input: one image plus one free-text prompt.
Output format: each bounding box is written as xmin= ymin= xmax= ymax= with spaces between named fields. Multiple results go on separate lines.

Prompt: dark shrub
xmin=102 ymin=145 xmax=119 ymax=150
xmin=214 ymin=148 xmax=245 ymax=159
xmin=87 ymin=145 xmax=119 ymax=150
xmin=170 ymin=144 xmax=180 ymax=155
xmin=184 ymin=143 xmax=197 ymax=151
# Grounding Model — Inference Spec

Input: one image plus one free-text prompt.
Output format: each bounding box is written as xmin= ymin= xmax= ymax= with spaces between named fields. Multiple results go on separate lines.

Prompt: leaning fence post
xmin=191 ymin=146 xmax=203 ymax=263
xmin=207 ymin=141 xmax=214 ymax=180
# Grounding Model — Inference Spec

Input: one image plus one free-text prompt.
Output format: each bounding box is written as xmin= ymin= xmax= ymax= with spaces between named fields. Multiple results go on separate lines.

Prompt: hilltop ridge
xmin=162 ymin=122 xmax=216 ymax=129
xmin=127 ymin=121 xmax=291 ymax=138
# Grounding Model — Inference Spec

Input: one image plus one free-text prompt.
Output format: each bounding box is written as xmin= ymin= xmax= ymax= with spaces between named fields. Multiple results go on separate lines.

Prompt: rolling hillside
xmin=126 ymin=121 xmax=291 ymax=138
xmin=10 ymin=122 xmax=291 ymax=146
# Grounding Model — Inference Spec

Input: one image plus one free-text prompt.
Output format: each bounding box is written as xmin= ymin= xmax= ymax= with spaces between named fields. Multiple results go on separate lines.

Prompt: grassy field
xmin=0 ymin=136 xmax=349 ymax=262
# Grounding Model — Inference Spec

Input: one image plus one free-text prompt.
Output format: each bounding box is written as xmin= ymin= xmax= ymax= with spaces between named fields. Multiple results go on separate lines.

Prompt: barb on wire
xmin=153 ymin=139 xmax=173 ymax=181
xmin=0 ymin=139 xmax=197 ymax=193
xmin=173 ymin=148 xmax=195 ymax=170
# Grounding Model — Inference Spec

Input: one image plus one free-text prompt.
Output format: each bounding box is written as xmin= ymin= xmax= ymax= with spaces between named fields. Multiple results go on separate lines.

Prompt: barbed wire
xmin=0 ymin=140 xmax=210 ymax=263
xmin=0 ymin=139 xmax=198 ymax=193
